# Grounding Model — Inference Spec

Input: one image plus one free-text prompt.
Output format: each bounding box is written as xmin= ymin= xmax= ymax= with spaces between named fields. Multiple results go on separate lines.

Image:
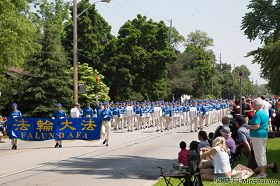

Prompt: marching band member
xmin=189 ymin=101 xmax=198 ymax=132
xmin=100 ymin=102 xmax=112 ymax=146
xmin=154 ymin=103 xmax=163 ymax=132
xmin=10 ymin=103 xmax=22 ymax=150
xmin=201 ymin=101 xmax=210 ymax=128
xmin=126 ymin=102 xmax=134 ymax=132
xmin=78 ymin=104 xmax=83 ymax=118
xmin=84 ymin=103 xmax=94 ymax=118
xmin=52 ymin=103 xmax=66 ymax=148
xmin=164 ymin=103 xmax=173 ymax=131
xmin=71 ymin=103 xmax=80 ymax=118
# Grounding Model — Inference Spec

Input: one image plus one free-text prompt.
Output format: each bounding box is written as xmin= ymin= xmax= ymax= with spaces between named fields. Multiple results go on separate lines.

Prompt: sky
xmin=93 ymin=0 xmax=266 ymax=85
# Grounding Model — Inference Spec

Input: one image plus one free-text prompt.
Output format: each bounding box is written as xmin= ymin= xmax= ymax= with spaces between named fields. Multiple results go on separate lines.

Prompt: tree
xmin=64 ymin=0 xmax=113 ymax=70
xmin=183 ymin=30 xmax=215 ymax=98
xmin=67 ymin=63 xmax=110 ymax=105
xmin=101 ymin=15 xmax=176 ymax=100
xmin=21 ymin=0 xmax=73 ymax=117
xmin=185 ymin=30 xmax=213 ymax=49
xmin=0 ymin=0 xmax=38 ymax=72
xmin=167 ymin=52 xmax=196 ymax=100
xmin=241 ymin=0 xmax=280 ymax=94
xmin=170 ymin=27 xmax=185 ymax=50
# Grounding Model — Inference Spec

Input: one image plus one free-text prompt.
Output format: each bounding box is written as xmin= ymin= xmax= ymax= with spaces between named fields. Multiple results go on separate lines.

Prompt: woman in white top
xmin=200 ymin=136 xmax=232 ymax=180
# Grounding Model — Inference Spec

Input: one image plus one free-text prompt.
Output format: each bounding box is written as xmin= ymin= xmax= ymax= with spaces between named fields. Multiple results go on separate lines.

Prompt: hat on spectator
xmin=56 ymin=103 xmax=62 ymax=107
xmin=12 ymin=103 xmax=17 ymax=107
xmin=220 ymin=126 xmax=231 ymax=134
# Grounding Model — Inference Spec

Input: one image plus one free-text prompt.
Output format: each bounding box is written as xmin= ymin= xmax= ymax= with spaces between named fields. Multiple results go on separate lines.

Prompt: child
xmin=178 ymin=141 xmax=190 ymax=166
xmin=197 ymin=131 xmax=210 ymax=152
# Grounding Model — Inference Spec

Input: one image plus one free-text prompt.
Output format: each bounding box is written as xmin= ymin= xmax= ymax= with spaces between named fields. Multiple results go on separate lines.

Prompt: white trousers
xmin=101 ymin=120 xmax=111 ymax=145
xmin=250 ymin=137 xmax=267 ymax=167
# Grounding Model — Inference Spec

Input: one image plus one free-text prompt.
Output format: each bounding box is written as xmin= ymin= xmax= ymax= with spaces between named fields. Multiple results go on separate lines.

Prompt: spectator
xmin=197 ymin=131 xmax=210 ymax=152
xmin=220 ymin=126 xmax=236 ymax=155
xmin=0 ymin=116 xmax=6 ymax=143
xmin=235 ymin=116 xmax=277 ymax=174
xmin=261 ymin=95 xmax=271 ymax=115
xmin=273 ymin=111 xmax=280 ymax=131
xmin=178 ymin=141 xmax=189 ymax=166
xmin=208 ymin=132 xmax=214 ymax=147
xmin=232 ymin=100 xmax=241 ymax=119
xmin=213 ymin=116 xmax=230 ymax=140
xmin=243 ymin=98 xmax=254 ymax=124
xmin=243 ymin=98 xmax=269 ymax=178
xmin=200 ymin=137 xmax=232 ymax=180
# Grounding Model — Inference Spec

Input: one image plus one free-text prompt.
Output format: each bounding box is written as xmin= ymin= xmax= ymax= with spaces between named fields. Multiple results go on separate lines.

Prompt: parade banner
xmin=7 ymin=117 xmax=102 ymax=141
xmin=55 ymin=118 xmax=102 ymax=141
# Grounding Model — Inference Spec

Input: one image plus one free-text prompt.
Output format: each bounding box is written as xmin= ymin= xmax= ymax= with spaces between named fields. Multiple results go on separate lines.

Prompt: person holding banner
xmin=9 ymin=103 xmax=22 ymax=150
xmin=101 ymin=102 xmax=112 ymax=146
xmin=52 ymin=103 xmax=66 ymax=148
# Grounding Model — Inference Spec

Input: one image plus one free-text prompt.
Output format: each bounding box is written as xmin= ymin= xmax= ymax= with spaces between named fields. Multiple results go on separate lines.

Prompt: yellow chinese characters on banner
xmin=14 ymin=119 xmax=31 ymax=131
xmin=36 ymin=120 xmax=54 ymax=132
xmin=60 ymin=119 xmax=76 ymax=131
xmin=81 ymin=119 xmax=97 ymax=131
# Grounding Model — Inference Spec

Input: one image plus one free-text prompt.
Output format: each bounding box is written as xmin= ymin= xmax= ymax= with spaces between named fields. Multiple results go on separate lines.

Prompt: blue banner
xmin=7 ymin=117 xmax=102 ymax=141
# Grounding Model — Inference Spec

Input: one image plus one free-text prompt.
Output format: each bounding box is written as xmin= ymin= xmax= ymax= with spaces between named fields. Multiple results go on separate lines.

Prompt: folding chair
xmin=158 ymin=166 xmax=191 ymax=186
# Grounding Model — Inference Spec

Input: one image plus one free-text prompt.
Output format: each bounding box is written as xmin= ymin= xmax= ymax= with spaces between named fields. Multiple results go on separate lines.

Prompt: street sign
xmin=238 ymin=71 xmax=244 ymax=78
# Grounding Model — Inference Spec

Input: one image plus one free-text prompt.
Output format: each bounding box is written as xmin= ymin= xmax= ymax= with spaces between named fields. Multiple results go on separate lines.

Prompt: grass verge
xmin=154 ymin=138 xmax=280 ymax=186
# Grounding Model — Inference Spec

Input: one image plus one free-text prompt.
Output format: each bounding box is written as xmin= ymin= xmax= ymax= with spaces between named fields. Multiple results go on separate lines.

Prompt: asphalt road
xmin=0 ymin=122 xmax=220 ymax=186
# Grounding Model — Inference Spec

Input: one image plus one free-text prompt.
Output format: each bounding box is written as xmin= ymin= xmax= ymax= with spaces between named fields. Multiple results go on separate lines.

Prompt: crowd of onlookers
xmin=177 ymin=96 xmax=278 ymax=180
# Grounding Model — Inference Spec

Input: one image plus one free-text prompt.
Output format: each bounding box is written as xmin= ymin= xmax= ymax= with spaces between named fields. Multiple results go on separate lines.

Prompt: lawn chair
xmin=158 ymin=150 xmax=203 ymax=186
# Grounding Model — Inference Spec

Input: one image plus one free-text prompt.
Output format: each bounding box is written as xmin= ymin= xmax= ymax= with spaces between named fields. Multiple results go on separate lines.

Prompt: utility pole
xmin=72 ymin=0 xmax=110 ymax=104
xmin=168 ymin=19 xmax=172 ymax=46
xmin=239 ymin=71 xmax=244 ymax=116
xmin=73 ymin=0 xmax=78 ymax=104
xmin=219 ymin=53 xmax=222 ymax=71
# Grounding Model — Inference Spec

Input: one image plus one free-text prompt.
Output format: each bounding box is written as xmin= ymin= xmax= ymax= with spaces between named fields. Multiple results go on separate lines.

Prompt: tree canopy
xmin=242 ymin=0 xmax=280 ymax=94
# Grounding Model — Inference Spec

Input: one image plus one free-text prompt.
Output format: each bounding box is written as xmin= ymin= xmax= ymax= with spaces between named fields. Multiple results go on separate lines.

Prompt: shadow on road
xmin=37 ymin=155 xmax=175 ymax=180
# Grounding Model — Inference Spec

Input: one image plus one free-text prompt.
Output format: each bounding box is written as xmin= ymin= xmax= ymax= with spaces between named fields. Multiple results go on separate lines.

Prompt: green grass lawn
xmin=154 ymin=138 xmax=280 ymax=186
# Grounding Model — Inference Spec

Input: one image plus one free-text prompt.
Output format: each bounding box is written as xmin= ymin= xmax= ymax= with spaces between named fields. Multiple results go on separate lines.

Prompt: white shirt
xmin=154 ymin=106 xmax=162 ymax=117
xmin=189 ymin=106 xmax=197 ymax=117
xmin=71 ymin=107 xmax=80 ymax=118
xmin=213 ymin=146 xmax=231 ymax=174
xmin=126 ymin=106 xmax=133 ymax=115
xmin=262 ymin=100 xmax=271 ymax=115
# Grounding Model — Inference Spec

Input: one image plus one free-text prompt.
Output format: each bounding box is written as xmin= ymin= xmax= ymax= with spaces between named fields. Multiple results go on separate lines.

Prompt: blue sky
xmin=94 ymin=0 xmax=266 ymax=84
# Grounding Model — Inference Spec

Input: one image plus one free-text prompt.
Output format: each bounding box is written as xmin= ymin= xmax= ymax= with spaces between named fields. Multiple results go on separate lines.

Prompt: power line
xmin=103 ymin=3 xmax=128 ymax=21
xmin=113 ymin=0 xmax=136 ymax=18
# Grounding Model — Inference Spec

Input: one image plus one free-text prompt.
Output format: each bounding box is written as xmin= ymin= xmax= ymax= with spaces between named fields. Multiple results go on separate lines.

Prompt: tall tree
xmin=64 ymin=0 xmax=113 ymax=70
xmin=101 ymin=15 xmax=176 ymax=101
xmin=0 ymin=0 xmax=38 ymax=71
xmin=167 ymin=52 xmax=196 ymax=100
xmin=21 ymin=0 xmax=72 ymax=117
xmin=241 ymin=0 xmax=280 ymax=94
xmin=184 ymin=30 xmax=215 ymax=98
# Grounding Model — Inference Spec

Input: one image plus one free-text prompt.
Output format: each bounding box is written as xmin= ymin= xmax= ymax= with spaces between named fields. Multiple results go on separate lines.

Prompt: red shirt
xmin=178 ymin=149 xmax=189 ymax=166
